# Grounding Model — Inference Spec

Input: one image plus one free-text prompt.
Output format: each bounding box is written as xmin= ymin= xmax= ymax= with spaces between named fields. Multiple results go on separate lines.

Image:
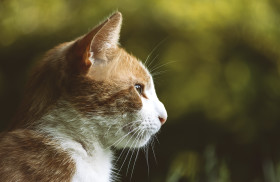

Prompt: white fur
xmin=133 ymin=75 xmax=167 ymax=147
xmin=51 ymin=134 xmax=112 ymax=182
xmin=71 ymin=144 xmax=112 ymax=182
xmin=35 ymin=67 xmax=167 ymax=182
xmin=37 ymin=102 xmax=114 ymax=182
xmin=103 ymin=67 xmax=168 ymax=149
xmin=140 ymin=76 xmax=167 ymax=133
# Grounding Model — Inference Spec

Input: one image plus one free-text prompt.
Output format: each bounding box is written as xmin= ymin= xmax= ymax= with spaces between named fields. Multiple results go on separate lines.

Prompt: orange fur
xmin=10 ymin=12 xmax=150 ymax=129
xmin=0 ymin=130 xmax=75 ymax=182
xmin=1 ymin=12 xmax=157 ymax=182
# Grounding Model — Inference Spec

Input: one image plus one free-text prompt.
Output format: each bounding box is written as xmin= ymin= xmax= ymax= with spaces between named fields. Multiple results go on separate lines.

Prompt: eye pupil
xmin=135 ymin=84 xmax=143 ymax=95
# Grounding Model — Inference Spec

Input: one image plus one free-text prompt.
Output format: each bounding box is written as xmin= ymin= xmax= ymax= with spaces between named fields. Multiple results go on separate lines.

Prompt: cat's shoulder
xmin=0 ymin=129 xmax=75 ymax=182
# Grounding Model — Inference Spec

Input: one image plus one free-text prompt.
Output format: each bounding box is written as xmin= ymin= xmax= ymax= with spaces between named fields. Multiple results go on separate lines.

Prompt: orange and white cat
xmin=0 ymin=12 xmax=167 ymax=182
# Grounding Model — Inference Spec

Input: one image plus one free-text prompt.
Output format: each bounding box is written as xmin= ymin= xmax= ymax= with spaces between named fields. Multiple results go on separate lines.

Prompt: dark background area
xmin=1 ymin=0 xmax=280 ymax=181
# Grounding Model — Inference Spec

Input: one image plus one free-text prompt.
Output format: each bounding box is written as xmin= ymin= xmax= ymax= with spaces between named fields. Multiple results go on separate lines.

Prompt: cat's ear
xmin=70 ymin=12 xmax=122 ymax=71
xmin=89 ymin=12 xmax=122 ymax=60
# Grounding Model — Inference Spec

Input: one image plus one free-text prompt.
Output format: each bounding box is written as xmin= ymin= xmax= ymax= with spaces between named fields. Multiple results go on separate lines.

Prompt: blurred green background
xmin=1 ymin=0 xmax=280 ymax=181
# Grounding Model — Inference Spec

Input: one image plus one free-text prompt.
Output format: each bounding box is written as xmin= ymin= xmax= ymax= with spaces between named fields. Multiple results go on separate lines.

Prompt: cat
xmin=0 ymin=12 xmax=167 ymax=182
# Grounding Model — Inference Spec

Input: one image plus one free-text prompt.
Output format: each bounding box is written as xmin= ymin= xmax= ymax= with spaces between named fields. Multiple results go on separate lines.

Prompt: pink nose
xmin=159 ymin=116 xmax=167 ymax=125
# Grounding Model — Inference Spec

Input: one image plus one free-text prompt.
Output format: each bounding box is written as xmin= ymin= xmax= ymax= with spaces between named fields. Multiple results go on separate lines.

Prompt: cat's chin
xmin=111 ymin=132 xmax=152 ymax=149
xmin=128 ymin=132 xmax=152 ymax=148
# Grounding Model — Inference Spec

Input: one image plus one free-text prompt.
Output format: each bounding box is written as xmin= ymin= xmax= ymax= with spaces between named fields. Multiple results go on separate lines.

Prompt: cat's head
xmin=39 ymin=12 xmax=167 ymax=148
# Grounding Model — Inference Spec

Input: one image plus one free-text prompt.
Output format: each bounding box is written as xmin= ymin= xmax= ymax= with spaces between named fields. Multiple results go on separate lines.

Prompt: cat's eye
xmin=135 ymin=84 xmax=143 ymax=95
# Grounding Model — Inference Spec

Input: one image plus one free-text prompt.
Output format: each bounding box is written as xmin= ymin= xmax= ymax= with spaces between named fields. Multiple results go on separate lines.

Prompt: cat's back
xmin=0 ymin=129 xmax=75 ymax=182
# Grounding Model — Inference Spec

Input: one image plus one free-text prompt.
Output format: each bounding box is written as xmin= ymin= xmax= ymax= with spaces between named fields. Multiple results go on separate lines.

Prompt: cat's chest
xmin=59 ymin=139 xmax=113 ymax=182
xmin=71 ymin=152 xmax=112 ymax=182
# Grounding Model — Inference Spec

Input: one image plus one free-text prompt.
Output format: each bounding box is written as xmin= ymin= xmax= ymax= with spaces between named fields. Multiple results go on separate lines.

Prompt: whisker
xmin=117 ymin=128 xmax=142 ymax=171
xmin=144 ymin=38 xmax=168 ymax=67
xmin=155 ymin=135 xmax=160 ymax=144
xmin=105 ymin=125 xmax=113 ymax=137
xmin=151 ymin=138 xmax=157 ymax=165
xmin=130 ymin=130 xmax=145 ymax=180
xmin=145 ymin=142 xmax=150 ymax=176
xmin=130 ymin=147 xmax=140 ymax=180
xmin=115 ymin=120 xmax=142 ymax=135
xmin=125 ymin=128 xmax=144 ymax=177
xmin=126 ymin=149 xmax=136 ymax=176
xmin=115 ymin=147 xmax=126 ymax=165
xmin=151 ymin=70 xmax=168 ymax=77
xmin=150 ymin=61 xmax=176 ymax=74
xmin=106 ymin=127 xmax=140 ymax=149
xmin=119 ymin=149 xmax=131 ymax=174
xmin=147 ymin=54 xmax=159 ymax=70
xmin=115 ymin=127 xmax=142 ymax=163
xmin=110 ymin=169 xmax=122 ymax=180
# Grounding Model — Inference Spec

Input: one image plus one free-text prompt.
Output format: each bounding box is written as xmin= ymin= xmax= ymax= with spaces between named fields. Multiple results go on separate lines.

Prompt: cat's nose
xmin=154 ymin=98 xmax=167 ymax=125
xmin=158 ymin=116 xmax=167 ymax=125
xmin=156 ymin=101 xmax=167 ymax=125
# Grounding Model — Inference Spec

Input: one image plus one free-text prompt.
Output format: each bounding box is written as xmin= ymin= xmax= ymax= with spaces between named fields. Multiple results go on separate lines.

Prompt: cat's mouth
xmin=123 ymin=125 xmax=153 ymax=140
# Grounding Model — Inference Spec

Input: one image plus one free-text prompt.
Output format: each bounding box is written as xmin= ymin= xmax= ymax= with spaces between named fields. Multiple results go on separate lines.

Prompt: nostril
xmin=158 ymin=117 xmax=167 ymax=125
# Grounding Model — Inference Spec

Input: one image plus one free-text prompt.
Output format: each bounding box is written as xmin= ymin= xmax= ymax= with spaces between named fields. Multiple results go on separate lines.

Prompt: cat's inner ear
xmin=73 ymin=12 xmax=122 ymax=71
xmin=89 ymin=12 xmax=122 ymax=62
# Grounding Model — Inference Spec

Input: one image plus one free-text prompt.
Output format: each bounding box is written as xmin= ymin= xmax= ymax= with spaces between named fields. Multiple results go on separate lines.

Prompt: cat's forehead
xmin=88 ymin=48 xmax=151 ymax=87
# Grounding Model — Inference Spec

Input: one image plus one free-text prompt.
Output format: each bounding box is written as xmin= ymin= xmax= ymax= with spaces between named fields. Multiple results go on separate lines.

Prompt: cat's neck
xmin=35 ymin=99 xmax=114 ymax=182
xmin=36 ymin=98 xmax=111 ymax=154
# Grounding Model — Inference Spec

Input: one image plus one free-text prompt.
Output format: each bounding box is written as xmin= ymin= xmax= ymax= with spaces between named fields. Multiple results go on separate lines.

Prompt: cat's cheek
xmin=139 ymin=98 xmax=162 ymax=135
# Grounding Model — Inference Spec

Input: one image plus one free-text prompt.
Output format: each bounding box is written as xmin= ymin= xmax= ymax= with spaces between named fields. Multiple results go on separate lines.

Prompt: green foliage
xmin=1 ymin=0 xmax=280 ymax=181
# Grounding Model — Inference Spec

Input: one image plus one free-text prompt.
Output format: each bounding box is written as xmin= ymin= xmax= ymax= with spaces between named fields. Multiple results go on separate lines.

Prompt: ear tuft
xmin=69 ymin=12 xmax=123 ymax=73
xmin=90 ymin=12 xmax=122 ymax=59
